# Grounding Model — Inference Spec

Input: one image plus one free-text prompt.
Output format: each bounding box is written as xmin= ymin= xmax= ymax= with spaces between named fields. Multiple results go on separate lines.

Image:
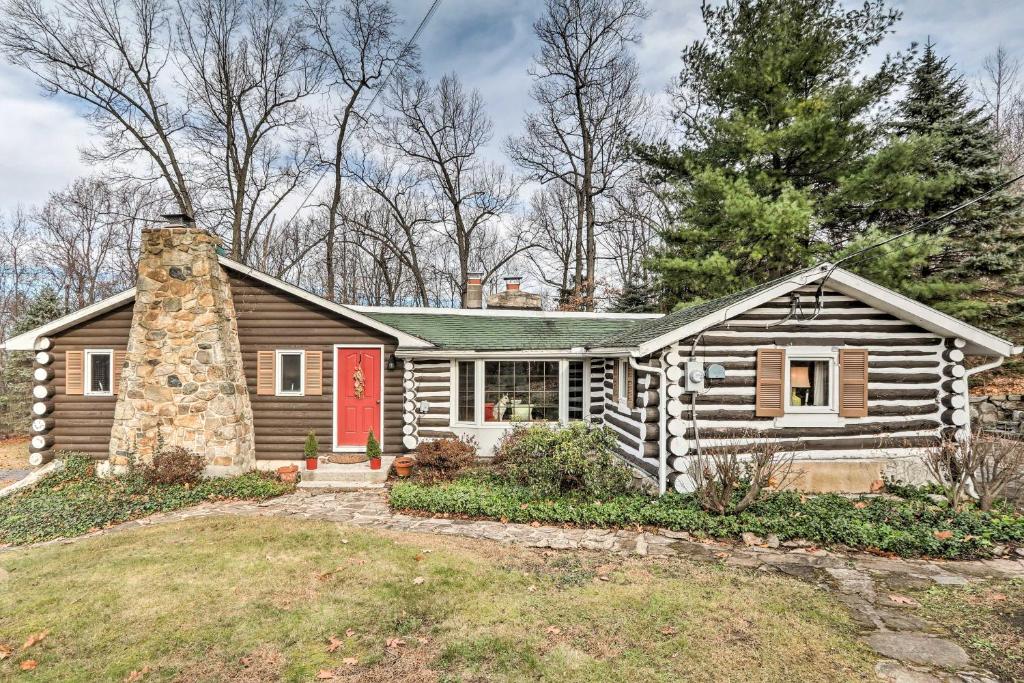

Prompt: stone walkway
xmin=10 ymin=489 xmax=1024 ymax=682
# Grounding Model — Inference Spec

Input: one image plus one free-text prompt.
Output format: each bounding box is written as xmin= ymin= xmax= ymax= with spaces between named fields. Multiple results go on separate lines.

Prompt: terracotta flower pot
xmin=369 ymin=457 xmax=382 ymax=471
xmin=305 ymin=457 xmax=318 ymax=470
xmin=394 ymin=456 xmax=415 ymax=477
xmin=277 ymin=464 xmax=299 ymax=483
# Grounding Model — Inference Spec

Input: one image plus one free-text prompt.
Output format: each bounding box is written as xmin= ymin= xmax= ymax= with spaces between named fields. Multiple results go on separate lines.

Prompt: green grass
xmin=910 ymin=579 xmax=1024 ymax=682
xmin=0 ymin=516 xmax=876 ymax=682
xmin=0 ymin=454 xmax=291 ymax=546
xmin=390 ymin=478 xmax=1024 ymax=559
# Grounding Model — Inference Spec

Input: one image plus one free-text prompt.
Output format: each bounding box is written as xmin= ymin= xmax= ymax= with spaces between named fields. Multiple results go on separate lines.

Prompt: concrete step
xmin=299 ymin=456 xmax=394 ymax=485
xmin=296 ymin=481 xmax=386 ymax=491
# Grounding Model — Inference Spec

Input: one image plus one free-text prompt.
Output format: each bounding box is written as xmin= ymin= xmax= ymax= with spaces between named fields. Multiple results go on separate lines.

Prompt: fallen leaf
xmin=887 ymin=594 xmax=920 ymax=607
xmin=342 ymin=657 xmax=358 ymax=666
xmin=714 ymin=552 xmax=729 ymax=559
xmin=0 ymin=644 xmax=11 ymax=660
xmin=20 ymin=660 xmax=37 ymax=671
xmin=660 ymin=626 xmax=678 ymax=635
xmin=421 ymin=549 xmax=433 ymax=554
xmin=853 ymin=501 xmax=867 ymax=509
xmin=527 ymin=585 xmax=537 ymax=593
xmin=316 ymin=669 xmax=336 ymax=679
xmin=327 ymin=636 xmax=343 ymax=653
xmin=341 ymin=539 xmax=348 ymax=544
xmin=530 ymin=521 xmax=541 ymax=528
xmin=21 ymin=630 xmax=48 ymax=650
xmin=598 ymin=575 xmax=610 ymax=582
xmin=124 ymin=665 xmax=151 ymax=682
xmin=386 ymin=638 xmax=405 ymax=649
xmin=412 ymin=576 xmax=425 ymax=585
xmin=345 ymin=628 xmax=356 ymax=638
xmin=414 ymin=554 xmax=425 ymax=562
xmin=499 ymin=516 xmax=509 ymax=524
xmin=990 ymin=593 xmax=1007 ymax=601
xmin=934 ymin=530 xmax=954 ymax=541
xmin=545 ymin=626 xmax=561 ymax=635
xmin=520 ymin=503 xmax=529 ymax=510
xmin=416 ymin=637 xmax=429 ymax=645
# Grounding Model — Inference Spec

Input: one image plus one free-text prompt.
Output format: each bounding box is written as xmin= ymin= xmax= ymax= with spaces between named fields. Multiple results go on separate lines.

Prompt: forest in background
xmin=0 ymin=0 xmax=1022 ymax=431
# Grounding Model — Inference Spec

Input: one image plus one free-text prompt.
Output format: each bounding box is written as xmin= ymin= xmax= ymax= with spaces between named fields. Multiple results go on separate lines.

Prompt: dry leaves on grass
xmin=660 ymin=626 xmax=678 ymax=636
xmin=888 ymin=594 xmax=921 ymax=607
xmin=345 ymin=629 xmax=356 ymax=638
xmin=316 ymin=669 xmax=336 ymax=679
xmin=386 ymin=638 xmax=406 ymax=649
xmin=20 ymin=660 xmax=37 ymax=671
xmin=124 ymin=665 xmax=151 ymax=681
xmin=0 ymin=644 xmax=11 ymax=660
xmin=545 ymin=626 xmax=561 ymax=635
xmin=21 ymin=630 xmax=48 ymax=651
xmin=327 ymin=636 xmax=344 ymax=653
xmin=342 ymin=657 xmax=358 ymax=666
xmin=934 ymin=530 xmax=954 ymax=541
xmin=412 ymin=576 xmax=425 ymax=585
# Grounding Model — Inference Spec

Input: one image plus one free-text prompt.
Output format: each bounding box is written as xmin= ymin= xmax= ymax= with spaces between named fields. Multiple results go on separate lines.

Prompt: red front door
xmin=335 ymin=347 xmax=382 ymax=449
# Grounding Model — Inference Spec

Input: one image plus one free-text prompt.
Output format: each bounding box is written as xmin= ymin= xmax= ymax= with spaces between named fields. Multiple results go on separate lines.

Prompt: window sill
xmin=774 ymin=413 xmax=847 ymax=428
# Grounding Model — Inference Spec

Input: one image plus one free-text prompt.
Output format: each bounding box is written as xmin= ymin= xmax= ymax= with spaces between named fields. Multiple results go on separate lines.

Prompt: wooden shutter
xmin=755 ymin=348 xmax=786 ymax=417
xmin=65 ymin=350 xmax=84 ymax=395
xmin=839 ymin=349 xmax=869 ymax=417
xmin=305 ymin=350 xmax=323 ymax=396
xmin=257 ymin=351 xmax=275 ymax=395
xmin=113 ymin=350 xmax=127 ymax=394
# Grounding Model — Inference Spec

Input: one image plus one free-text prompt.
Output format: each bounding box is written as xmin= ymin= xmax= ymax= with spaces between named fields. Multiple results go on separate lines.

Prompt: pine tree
xmin=870 ymin=41 xmax=1024 ymax=334
xmin=0 ymin=288 xmax=67 ymax=432
xmin=641 ymin=0 xmax=940 ymax=308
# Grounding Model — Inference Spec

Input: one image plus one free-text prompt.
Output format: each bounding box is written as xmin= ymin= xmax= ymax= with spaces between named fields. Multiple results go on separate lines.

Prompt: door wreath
xmin=352 ymin=354 xmax=365 ymax=398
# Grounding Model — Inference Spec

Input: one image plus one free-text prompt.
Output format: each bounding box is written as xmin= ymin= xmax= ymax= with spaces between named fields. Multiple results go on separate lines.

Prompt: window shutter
xmin=257 ymin=350 xmax=275 ymax=396
xmin=113 ymin=350 xmax=127 ymax=394
xmin=305 ymin=350 xmax=323 ymax=396
xmin=755 ymin=348 xmax=786 ymax=417
xmin=839 ymin=349 xmax=869 ymax=417
xmin=65 ymin=350 xmax=84 ymax=395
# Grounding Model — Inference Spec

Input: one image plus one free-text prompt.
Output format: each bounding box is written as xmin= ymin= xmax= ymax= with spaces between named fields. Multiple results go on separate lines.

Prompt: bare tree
xmin=971 ymin=431 xmax=1024 ymax=512
xmin=301 ymin=0 xmax=414 ymax=300
xmin=177 ymin=0 xmax=321 ymax=261
xmin=507 ymin=0 xmax=649 ymax=310
xmin=690 ymin=432 xmax=798 ymax=515
xmin=978 ymin=46 xmax=1024 ymax=180
xmin=0 ymin=0 xmax=194 ymax=215
xmin=526 ymin=184 xmax=578 ymax=305
xmin=598 ymin=177 xmax=662 ymax=310
xmin=383 ymin=74 xmax=531 ymax=305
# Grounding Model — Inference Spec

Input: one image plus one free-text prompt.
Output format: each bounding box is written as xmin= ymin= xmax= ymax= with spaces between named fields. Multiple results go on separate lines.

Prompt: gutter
xmin=630 ymin=355 xmax=667 ymax=495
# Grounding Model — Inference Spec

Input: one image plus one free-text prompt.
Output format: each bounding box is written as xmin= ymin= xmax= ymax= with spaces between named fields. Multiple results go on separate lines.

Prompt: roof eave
xmin=1 ymin=288 xmax=139 ymax=351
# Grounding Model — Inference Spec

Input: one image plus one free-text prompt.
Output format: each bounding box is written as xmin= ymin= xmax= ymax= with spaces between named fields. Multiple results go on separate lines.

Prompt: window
xmin=567 ymin=360 xmax=585 ymax=421
xmin=787 ymin=356 xmax=834 ymax=412
xmin=457 ymin=361 xmax=476 ymax=422
xmin=84 ymin=350 xmax=113 ymax=396
xmin=276 ymin=350 xmax=304 ymax=396
xmin=617 ymin=359 xmax=630 ymax=404
xmin=483 ymin=360 xmax=559 ymax=423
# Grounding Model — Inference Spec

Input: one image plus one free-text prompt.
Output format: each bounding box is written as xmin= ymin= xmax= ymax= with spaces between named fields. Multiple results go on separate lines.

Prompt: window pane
xmin=458 ymin=361 xmax=476 ymax=422
xmin=89 ymin=353 xmax=111 ymax=393
xmin=483 ymin=359 xmax=560 ymax=422
xmin=790 ymin=359 xmax=830 ymax=407
xmin=280 ymin=353 xmax=303 ymax=393
xmin=568 ymin=360 xmax=584 ymax=421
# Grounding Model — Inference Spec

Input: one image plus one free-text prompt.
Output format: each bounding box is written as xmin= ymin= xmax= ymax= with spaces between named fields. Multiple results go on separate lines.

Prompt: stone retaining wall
xmin=970 ymin=393 xmax=1024 ymax=433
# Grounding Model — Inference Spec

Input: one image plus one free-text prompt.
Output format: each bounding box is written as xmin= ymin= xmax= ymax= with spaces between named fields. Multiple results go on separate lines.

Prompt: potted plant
xmin=304 ymin=430 xmax=318 ymax=470
xmin=394 ymin=456 xmax=415 ymax=477
xmin=367 ymin=430 xmax=382 ymax=470
xmin=277 ymin=464 xmax=299 ymax=483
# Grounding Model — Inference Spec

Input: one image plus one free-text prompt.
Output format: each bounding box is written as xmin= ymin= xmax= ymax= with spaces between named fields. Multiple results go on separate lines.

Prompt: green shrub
xmin=494 ymin=423 xmax=634 ymax=499
xmin=141 ymin=446 xmax=205 ymax=485
xmin=389 ymin=478 xmax=1024 ymax=560
xmin=304 ymin=430 xmax=319 ymax=459
xmin=0 ymin=453 xmax=292 ymax=546
xmin=415 ymin=436 xmax=477 ymax=482
xmin=367 ymin=430 xmax=382 ymax=460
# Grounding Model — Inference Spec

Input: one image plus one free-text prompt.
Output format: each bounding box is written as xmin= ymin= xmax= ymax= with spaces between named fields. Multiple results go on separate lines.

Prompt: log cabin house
xmin=3 ymin=218 xmax=1020 ymax=492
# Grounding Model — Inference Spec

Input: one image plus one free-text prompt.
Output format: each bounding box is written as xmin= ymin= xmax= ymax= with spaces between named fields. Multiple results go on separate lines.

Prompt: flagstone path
xmin=9 ymin=488 xmax=1024 ymax=682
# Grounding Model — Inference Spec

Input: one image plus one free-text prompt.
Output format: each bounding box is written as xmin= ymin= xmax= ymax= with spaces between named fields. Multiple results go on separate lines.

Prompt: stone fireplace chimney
xmin=486 ymin=276 xmax=542 ymax=311
xmin=108 ymin=215 xmax=255 ymax=474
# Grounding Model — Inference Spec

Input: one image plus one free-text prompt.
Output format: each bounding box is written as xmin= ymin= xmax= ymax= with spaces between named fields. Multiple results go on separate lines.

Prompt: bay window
xmin=454 ymin=359 xmax=588 ymax=425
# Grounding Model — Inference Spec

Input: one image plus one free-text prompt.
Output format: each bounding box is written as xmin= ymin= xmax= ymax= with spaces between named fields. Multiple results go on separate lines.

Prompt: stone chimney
xmin=464 ymin=271 xmax=483 ymax=309
xmin=108 ymin=215 xmax=255 ymax=475
xmin=487 ymin=276 xmax=542 ymax=311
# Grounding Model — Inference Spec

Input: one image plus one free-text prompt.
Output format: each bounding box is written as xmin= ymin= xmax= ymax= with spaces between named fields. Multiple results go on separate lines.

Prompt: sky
xmin=1 ymin=0 xmax=1023 ymax=215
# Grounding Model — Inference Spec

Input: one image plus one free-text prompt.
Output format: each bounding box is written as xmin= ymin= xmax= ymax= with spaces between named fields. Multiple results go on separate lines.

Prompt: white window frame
xmin=451 ymin=358 xmax=589 ymax=428
xmin=784 ymin=349 xmax=838 ymax=414
xmin=275 ymin=349 xmax=305 ymax=397
xmin=617 ymin=358 xmax=629 ymax=407
xmin=84 ymin=348 xmax=114 ymax=397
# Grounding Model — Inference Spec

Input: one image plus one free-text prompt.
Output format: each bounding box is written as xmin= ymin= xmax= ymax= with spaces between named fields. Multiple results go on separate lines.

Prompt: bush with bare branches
xmin=921 ymin=430 xmax=1024 ymax=511
xmin=689 ymin=432 xmax=798 ymax=515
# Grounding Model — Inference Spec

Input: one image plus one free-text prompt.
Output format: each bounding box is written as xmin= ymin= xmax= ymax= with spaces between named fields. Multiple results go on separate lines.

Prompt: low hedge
xmin=389 ymin=479 xmax=1024 ymax=559
xmin=0 ymin=454 xmax=291 ymax=546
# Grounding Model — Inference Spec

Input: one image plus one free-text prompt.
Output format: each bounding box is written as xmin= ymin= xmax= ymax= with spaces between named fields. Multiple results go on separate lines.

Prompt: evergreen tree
xmin=0 ymin=288 xmax=66 ymax=432
xmin=870 ymin=41 xmax=1024 ymax=333
xmin=642 ymin=0 xmax=940 ymax=307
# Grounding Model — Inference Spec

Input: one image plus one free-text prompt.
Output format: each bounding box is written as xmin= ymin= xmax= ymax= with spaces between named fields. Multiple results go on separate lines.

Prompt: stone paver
xmin=5 ymin=488 xmax=1023 ymax=681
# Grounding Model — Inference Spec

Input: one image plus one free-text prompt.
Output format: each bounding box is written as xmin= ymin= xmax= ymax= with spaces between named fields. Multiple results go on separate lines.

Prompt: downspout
xmin=630 ymin=355 xmax=667 ymax=495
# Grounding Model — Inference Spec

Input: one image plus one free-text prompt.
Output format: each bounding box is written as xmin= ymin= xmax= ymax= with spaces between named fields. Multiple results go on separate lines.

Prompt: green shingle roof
xmin=361 ymin=311 xmax=656 ymax=351
xmin=598 ymin=265 xmax=826 ymax=347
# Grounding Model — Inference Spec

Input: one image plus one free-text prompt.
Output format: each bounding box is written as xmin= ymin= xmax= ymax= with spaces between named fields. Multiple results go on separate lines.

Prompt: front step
xmin=296 ymin=456 xmax=395 ymax=489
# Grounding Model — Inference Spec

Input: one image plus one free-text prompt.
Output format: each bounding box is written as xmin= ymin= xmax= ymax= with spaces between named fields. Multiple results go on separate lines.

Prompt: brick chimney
xmin=487 ymin=276 xmax=542 ymax=310
xmin=464 ymin=270 xmax=483 ymax=309
xmin=108 ymin=215 xmax=256 ymax=475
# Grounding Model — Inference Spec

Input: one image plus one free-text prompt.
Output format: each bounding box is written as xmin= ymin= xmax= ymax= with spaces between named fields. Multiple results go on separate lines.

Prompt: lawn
xmin=910 ymin=578 xmax=1024 ymax=682
xmin=0 ymin=516 xmax=877 ymax=682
